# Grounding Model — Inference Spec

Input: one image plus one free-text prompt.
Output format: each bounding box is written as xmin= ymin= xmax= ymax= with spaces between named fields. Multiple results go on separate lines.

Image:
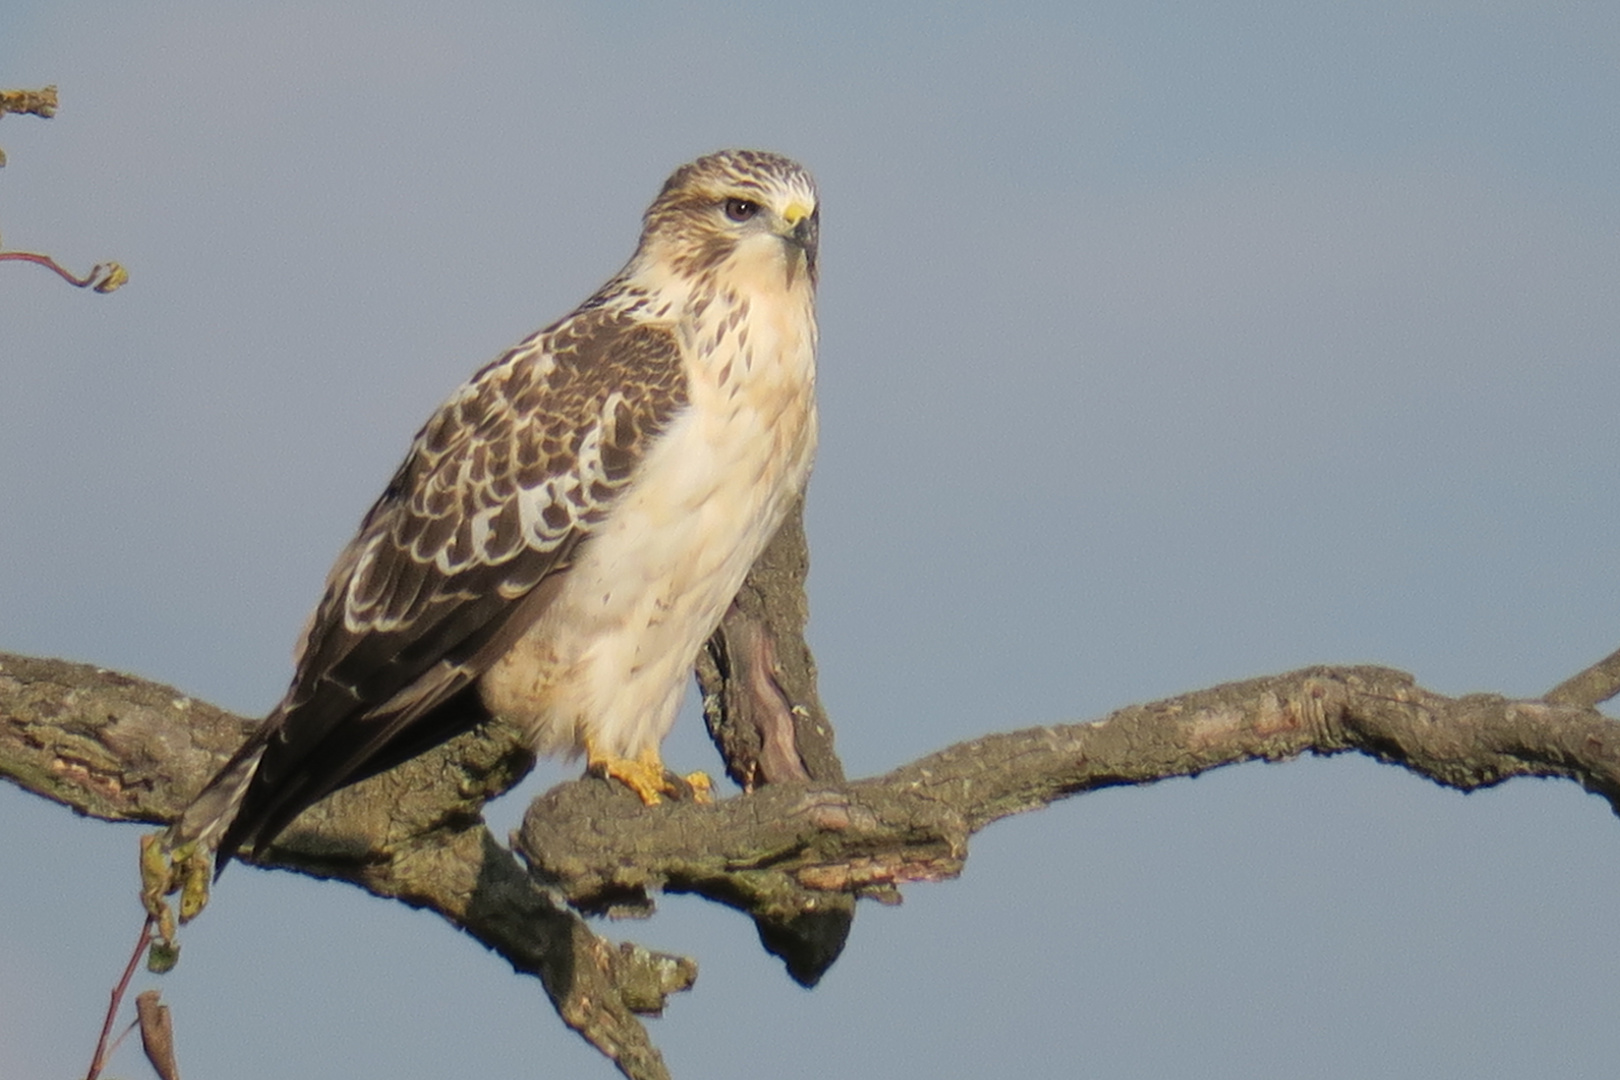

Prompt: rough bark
xmin=694 ymin=505 xmax=854 ymax=984
xmin=518 ymin=661 xmax=1620 ymax=908
xmin=1 ymin=649 xmax=688 ymax=1080
xmin=4 ymin=502 xmax=1619 ymax=1078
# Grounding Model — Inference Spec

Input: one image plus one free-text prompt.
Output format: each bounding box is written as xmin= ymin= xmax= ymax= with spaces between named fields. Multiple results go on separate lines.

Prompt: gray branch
xmin=0 ymin=649 xmax=686 ymax=1080
xmin=516 ymin=663 xmax=1620 ymax=921
xmin=4 ymin=503 xmax=1618 ymax=1079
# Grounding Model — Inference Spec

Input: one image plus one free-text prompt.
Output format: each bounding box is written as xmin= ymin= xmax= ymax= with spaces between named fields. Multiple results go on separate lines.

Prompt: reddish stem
xmin=0 ymin=249 xmax=120 ymax=290
xmin=85 ymin=916 xmax=155 ymax=1080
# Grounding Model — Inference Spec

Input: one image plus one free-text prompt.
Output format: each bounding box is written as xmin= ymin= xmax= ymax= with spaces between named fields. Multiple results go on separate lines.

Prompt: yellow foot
xmin=685 ymin=770 xmax=715 ymax=804
xmin=586 ymin=741 xmax=714 ymax=805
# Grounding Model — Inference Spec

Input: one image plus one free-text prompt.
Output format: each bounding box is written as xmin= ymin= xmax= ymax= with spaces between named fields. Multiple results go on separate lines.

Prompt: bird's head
xmin=638 ymin=149 xmax=819 ymax=291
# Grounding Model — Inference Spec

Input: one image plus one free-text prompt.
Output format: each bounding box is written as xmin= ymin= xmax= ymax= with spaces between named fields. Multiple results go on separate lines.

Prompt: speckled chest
xmin=479 ymin=280 xmax=817 ymax=756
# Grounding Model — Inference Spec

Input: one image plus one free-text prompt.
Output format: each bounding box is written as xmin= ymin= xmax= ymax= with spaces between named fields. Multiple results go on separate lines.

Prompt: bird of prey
xmin=144 ymin=150 xmax=819 ymax=922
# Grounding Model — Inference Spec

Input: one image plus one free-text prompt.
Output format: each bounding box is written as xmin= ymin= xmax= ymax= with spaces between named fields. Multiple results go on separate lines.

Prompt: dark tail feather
xmin=164 ymin=726 xmax=271 ymax=874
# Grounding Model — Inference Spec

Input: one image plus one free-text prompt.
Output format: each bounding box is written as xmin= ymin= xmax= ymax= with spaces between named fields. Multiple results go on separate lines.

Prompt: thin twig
xmin=85 ymin=916 xmax=154 ymax=1080
xmin=104 ymin=1020 xmax=139 ymax=1065
xmin=0 ymin=249 xmax=127 ymax=291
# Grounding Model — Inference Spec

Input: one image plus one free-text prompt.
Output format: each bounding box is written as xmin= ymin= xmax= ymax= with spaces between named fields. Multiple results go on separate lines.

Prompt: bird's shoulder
xmin=365 ymin=305 xmax=688 ymax=563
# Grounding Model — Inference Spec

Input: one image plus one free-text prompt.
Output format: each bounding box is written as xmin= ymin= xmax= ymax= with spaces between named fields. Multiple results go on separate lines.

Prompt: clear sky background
xmin=3 ymin=3 xmax=1618 ymax=1078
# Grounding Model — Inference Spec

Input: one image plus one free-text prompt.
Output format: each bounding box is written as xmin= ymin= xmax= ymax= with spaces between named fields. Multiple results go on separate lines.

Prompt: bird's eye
xmin=724 ymin=198 xmax=760 ymax=222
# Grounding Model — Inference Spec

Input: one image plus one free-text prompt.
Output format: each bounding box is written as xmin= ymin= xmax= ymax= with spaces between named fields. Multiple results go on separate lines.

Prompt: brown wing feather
xmin=218 ymin=309 xmax=688 ymax=861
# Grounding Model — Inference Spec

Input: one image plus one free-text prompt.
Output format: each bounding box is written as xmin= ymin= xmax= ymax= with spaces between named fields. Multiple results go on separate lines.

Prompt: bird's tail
xmin=164 ymin=730 xmax=269 ymax=863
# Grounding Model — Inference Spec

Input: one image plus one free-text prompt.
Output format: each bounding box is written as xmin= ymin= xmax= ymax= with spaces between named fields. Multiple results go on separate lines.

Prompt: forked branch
xmin=3 ymin=504 xmax=1617 ymax=1079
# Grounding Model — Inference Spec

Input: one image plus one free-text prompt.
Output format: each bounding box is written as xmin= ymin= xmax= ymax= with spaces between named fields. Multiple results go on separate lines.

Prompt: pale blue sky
xmin=3 ymin=3 xmax=1618 ymax=1078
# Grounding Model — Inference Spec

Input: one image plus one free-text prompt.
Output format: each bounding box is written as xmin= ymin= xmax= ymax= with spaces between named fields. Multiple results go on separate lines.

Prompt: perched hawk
xmin=162 ymin=149 xmax=819 ymax=877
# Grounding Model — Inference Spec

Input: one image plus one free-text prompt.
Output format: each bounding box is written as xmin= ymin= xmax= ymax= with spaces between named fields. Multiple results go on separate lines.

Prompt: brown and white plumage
xmin=169 ymin=149 xmax=819 ymax=868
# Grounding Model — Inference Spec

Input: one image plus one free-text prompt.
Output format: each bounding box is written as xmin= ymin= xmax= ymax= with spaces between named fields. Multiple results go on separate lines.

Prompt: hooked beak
xmin=780 ymin=201 xmax=819 ymax=279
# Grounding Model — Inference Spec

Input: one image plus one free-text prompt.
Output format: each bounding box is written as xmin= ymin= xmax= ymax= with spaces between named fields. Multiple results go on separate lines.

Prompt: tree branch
xmin=0 ymin=85 xmax=59 ymax=168
xmin=1544 ymin=644 xmax=1620 ymax=708
xmin=0 ymin=84 xmax=129 ymax=290
xmin=515 ymin=664 xmax=1620 ymax=919
xmin=0 ymin=85 xmax=58 ymax=120
xmin=2 ymin=500 xmax=834 ymax=1080
xmin=5 ymin=501 xmax=1618 ymax=1078
xmin=0 ymin=650 xmax=686 ymax=1080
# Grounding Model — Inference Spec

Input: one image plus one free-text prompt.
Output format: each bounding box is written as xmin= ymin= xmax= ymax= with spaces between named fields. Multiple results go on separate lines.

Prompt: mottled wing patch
xmin=220 ymin=308 xmax=687 ymax=858
xmin=343 ymin=318 xmax=681 ymax=632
